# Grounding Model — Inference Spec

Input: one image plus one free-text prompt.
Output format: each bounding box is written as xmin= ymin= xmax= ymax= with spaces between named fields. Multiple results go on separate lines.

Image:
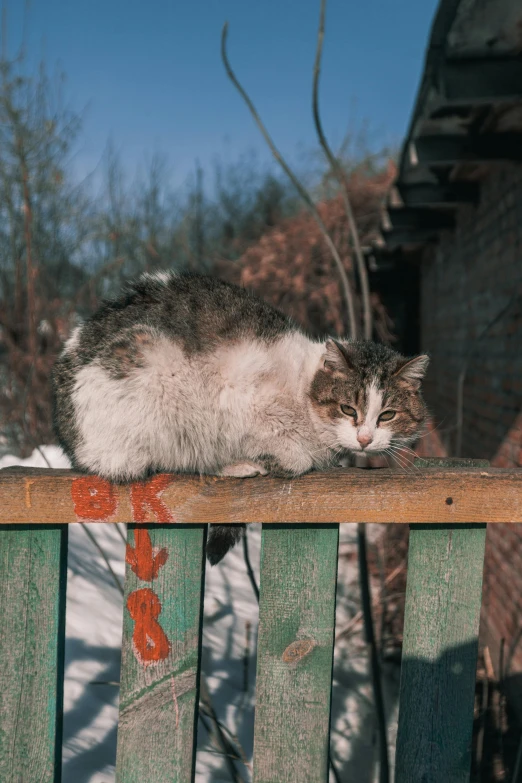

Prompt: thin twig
xmin=313 ymin=13 xmax=384 ymax=779
xmin=221 ymin=21 xmax=356 ymax=338
xmin=199 ymin=676 xmax=246 ymax=782
xmin=35 ymin=445 xmax=52 ymax=468
xmin=357 ymin=522 xmax=390 ymax=783
xmin=484 ymin=645 xmax=496 ymax=681
xmin=377 ymin=535 xmax=387 ymax=656
xmin=499 ymin=638 xmax=506 ymax=774
xmin=242 ymin=621 xmax=252 ymax=696
xmin=329 ymin=754 xmax=342 ymax=783
xmin=476 ymin=671 xmax=489 ymax=781
xmin=89 ymin=680 xmax=120 ymax=686
xmin=336 ymin=559 xmax=405 ymax=643
xmin=20 ymin=138 xmax=37 ymax=359
xmin=198 ymin=744 xmax=244 ymax=764
xmin=512 ymin=731 xmax=522 ymax=783
xmin=242 ymin=529 xmax=259 ymax=602
xmin=80 ymin=523 xmax=124 ymax=597
xmin=312 ymin=0 xmax=371 ymax=340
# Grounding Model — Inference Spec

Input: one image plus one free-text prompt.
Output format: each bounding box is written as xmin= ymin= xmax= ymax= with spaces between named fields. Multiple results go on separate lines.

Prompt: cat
xmin=52 ymin=271 xmax=429 ymax=564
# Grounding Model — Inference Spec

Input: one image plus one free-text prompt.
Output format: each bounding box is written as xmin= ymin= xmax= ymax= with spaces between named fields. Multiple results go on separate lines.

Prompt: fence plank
xmin=1 ymin=466 xmax=521 ymax=525
xmin=395 ymin=458 xmax=489 ymax=783
xmin=116 ymin=524 xmax=206 ymax=783
xmin=0 ymin=525 xmax=68 ymax=783
xmin=253 ymin=524 xmax=339 ymax=782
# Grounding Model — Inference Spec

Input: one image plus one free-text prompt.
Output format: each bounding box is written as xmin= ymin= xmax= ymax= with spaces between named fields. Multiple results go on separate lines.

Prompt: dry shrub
xmin=217 ymin=161 xmax=396 ymax=337
xmin=0 ymin=298 xmax=77 ymax=454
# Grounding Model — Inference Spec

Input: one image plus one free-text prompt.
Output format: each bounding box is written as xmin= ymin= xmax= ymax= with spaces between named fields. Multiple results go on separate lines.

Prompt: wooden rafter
xmin=412 ymin=133 xmax=522 ymax=166
xmin=440 ymin=56 xmax=522 ymax=105
xmin=386 ymin=207 xmax=455 ymax=231
xmin=397 ymin=181 xmax=479 ymax=206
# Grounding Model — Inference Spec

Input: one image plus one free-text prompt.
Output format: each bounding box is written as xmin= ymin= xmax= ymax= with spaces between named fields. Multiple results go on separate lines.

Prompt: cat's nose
xmin=357 ymin=431 xmax=373 ymax=448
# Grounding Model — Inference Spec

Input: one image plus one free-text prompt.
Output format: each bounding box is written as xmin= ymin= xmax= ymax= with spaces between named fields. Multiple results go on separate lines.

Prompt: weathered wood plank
xmin=0 ymin=466 xmax=521 ymax=525
xmin=253 ymin=524 xmax=339 ymax=782
xmin=0 ymin=525 xmax=68 ymax=783
xmin=395 ymin=458 xmax=489 ymax=783
xmin=115 ymin=524 xmax=206 ymax=782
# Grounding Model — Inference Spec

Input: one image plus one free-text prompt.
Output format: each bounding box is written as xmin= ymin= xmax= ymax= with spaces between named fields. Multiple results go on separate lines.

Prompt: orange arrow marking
xmin=125 ymin=528 xmax=168 ymax=581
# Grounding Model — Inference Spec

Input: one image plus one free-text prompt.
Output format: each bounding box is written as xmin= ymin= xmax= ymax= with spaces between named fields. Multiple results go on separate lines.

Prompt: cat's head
xmin=309 ymin=339 xmax=429 ymax=457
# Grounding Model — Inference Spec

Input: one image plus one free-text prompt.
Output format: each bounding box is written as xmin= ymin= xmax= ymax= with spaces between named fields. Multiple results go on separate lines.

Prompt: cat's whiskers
xmin=308 ymin=443 xmax=342 ymax=461
xmin=391 ymin=442 xmax=419 ymax=460
xmin=382 ymin=452 xmax=393 ymax=470
xmin=384 ymin=448 xmax=408 ymax=470
xmin=392 ymin=441 xmax=429 ymax=466
xmin=382 ymin=447 xmax=405 ymax=469
xmin=383 ymin=446 xmax=419 ymax=475
xmin=411 ymin=418 xmax=450 ymax=441
xmin=386 ymin=445 xmax=426 ymax=477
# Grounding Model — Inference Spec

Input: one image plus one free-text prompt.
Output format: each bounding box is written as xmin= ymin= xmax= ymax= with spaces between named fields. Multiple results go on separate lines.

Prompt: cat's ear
xmin=394 ymin=354 xmax=429 ymax=389
xmin=323 ymin=339 xmax=355 ymax=373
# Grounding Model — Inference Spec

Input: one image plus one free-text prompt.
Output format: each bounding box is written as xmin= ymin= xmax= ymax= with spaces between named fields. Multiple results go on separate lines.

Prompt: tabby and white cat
xmin=52 ymin=271 xmax=429 ymax=563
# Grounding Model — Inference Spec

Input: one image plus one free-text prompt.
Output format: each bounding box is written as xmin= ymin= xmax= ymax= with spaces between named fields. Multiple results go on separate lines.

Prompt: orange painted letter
xmin=130 ymin=474 xmax=174 ymax=523
xmin=72 ymin=476 xmax=117 ymax=521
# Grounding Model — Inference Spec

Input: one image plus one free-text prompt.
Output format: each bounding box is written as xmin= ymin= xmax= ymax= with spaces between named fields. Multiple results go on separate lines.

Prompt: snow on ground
xmin=0 ymin=444 xmax=71 ymax=470
xmin=1 ymin=446 xmax=400 ymax=782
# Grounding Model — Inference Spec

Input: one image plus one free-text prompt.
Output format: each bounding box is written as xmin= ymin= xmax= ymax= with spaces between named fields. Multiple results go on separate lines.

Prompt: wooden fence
xmin=1 ymin=457 xmax=521 ymax=782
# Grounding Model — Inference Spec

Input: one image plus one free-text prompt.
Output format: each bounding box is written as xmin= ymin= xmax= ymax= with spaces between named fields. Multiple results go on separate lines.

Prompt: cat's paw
xmin=257 ymin=454 xmax=310 ymax=478
xmin=219 ymin=461 xmax=269 ymax=478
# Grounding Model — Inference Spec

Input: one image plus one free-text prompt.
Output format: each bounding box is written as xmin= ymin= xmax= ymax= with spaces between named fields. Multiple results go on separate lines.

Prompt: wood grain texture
xmin=0 ymin=525 xmax=67 ymax=783
xmin=0 ymin=466 xmax=521 ymax=525
xmin=253 ymin=524 xmax=339 ymax=782
xmin=395 ymin=458 xmax=489 ymax=783
xmin=115 ymin=524 xmax=206 ymax=783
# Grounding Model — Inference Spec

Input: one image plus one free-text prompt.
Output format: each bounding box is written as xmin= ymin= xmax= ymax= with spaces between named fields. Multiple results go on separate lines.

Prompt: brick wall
xmin=418 ymin=163 xmax=522 ymax=675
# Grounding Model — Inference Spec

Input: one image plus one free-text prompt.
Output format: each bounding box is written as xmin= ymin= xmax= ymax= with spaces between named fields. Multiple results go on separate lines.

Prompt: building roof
xmin=376 ymin=0 xmax=522 ymax=257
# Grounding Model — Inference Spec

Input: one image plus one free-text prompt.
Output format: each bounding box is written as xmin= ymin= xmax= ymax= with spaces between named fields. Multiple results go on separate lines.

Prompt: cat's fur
xmin=52 ymin=271 xmax=429 ymax=564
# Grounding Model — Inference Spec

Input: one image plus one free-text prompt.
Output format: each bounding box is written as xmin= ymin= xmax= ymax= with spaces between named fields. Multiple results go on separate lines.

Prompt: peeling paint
xmin=282 ymin=638 xmax=316 ymax=663
xmin=24 ymin=478 xmax=35 ymax=509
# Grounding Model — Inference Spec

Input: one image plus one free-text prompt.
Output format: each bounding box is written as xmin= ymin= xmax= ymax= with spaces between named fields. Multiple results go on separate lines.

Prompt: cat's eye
xmin=379 ymin=410 xmax=396 ymax=422
xmin=340 ymin=405 xmax=357 ymax=418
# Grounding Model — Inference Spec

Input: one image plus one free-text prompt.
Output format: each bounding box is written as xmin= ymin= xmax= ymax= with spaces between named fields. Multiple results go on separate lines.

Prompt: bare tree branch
xmin=221 ymin=21 xmax=357 ymax=338
xmin=312 ymin=7 xmax=387 ymax=779
xmin=312 ymin=0 xmax=372 ymax=341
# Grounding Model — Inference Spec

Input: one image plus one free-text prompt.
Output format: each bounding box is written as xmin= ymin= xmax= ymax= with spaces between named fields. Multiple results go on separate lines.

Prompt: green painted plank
xmin=0 ymin=524 xmax=68 ymax=783
xmin=116 ymin=524 xmax=206 ymax=783
xmin=253 ymin=524 xmax=339 ymax=783
xmin=395 ymin=458 xmax=489 ymax=783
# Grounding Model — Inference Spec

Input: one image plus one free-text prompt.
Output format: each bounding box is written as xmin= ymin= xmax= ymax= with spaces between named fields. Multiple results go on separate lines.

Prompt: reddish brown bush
xmin=217 ymin=161 xmax=396 ymax=337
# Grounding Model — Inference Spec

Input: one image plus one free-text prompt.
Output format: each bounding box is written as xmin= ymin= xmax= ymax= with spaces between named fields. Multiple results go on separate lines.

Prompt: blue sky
xmin=8 ymin=0 xmax=438 ymax=188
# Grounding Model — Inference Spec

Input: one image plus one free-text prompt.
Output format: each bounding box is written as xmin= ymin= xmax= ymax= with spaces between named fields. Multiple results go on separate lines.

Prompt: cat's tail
xmin=206 ymin=524 xmax=244 ymax=565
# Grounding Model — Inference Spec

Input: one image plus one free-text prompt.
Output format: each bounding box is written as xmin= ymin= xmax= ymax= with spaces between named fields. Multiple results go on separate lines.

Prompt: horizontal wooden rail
xmin=0 ymin=465 xmax=521 ymax=525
